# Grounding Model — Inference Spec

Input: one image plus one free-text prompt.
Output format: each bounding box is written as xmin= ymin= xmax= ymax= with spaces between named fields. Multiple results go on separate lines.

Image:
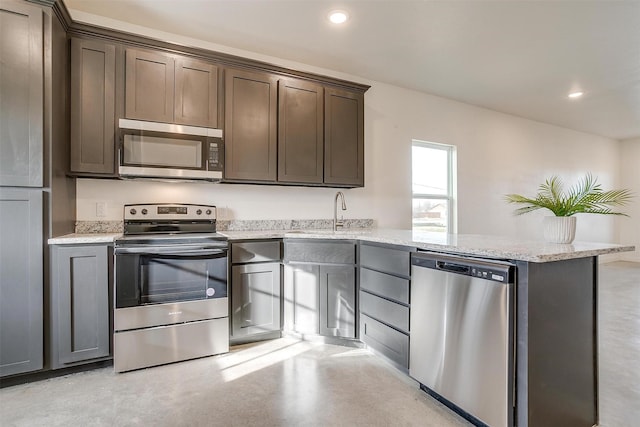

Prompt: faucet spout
xmin=334 ymin=191 xmax=347 ymax=231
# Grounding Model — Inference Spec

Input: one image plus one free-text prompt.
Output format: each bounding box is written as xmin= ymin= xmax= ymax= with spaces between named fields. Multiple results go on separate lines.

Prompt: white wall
xmin=73 ymin=10 xmax=630 ymax=247
xmin=619 ymin=138 xmax=640 ymax=262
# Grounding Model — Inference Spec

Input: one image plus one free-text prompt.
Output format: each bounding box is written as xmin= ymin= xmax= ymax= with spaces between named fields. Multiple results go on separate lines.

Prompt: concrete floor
xmin=0 ymin=261 xmax=638 ymax=427
xmin=597 ymin=261 xmax=640 ymax=427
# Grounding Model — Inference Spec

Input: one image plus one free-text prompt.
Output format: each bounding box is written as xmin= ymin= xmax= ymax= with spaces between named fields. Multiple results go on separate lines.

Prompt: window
xmin=412 ymin=141 xmax=456 ymax=233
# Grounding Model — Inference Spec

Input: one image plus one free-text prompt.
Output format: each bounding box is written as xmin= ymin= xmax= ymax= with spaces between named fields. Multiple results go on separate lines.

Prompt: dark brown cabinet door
xmin=278 ymin=78 xmax=323 ymax=184
xmin=0 ymin=1 xmax=43 ymax=187
xmin=175 ymin=58 xmax=219 ymax=128
xmin=70 ymin=38 xmax=116 ymax=175
xmin=224 ymin=68 xmax=278 ymax=182
xmin=324 ymin=88 xmax=364 ymax=187
xmin=125 ymin=49 xmax=175 ymax=123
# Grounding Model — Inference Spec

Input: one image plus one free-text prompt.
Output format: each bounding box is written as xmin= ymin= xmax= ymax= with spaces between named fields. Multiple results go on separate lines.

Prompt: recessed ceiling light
xmin=568 ymin=91 xmax=584 ymax=99
xmin=328 ymin=10 xmax=349 ymax=24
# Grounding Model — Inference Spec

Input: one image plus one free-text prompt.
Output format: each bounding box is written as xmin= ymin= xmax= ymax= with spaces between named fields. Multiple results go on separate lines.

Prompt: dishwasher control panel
xmin=471 ymin=267 xmax=504 ymax=281
xmin=412 ymin=252 xmax=514 ymax=284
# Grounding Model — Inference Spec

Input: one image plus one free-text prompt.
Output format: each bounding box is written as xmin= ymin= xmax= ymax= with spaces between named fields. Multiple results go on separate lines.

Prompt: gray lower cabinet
xmin=283 ymin=240 xmax=357 ymax=339
xmin=319 ymin=265 xmax=356 ymax=338
xmin=284 ymin=264 xmax=320 ymax=335
xmin=0 ymin=189 xmax=43 ymax=377
xmin=358 ymin=242 xmax=413 ymax=370
xmin=230 ymin=241 xmax=282 ymax=343
xmin=50 ymin=244 xmax=112 ymax=369
xmin=0 ymin=0 xmax=43 ymax=187
xmin=231 ymin=263 xmax=281 ymax=340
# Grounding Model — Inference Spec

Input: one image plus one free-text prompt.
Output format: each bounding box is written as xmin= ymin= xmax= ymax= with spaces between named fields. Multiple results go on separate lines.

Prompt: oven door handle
xmin=115 ymin=246 xmax=227 ymax=256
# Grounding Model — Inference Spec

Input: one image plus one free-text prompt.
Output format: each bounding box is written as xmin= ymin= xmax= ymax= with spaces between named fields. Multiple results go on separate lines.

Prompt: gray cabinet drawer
xmin=284 ymin=240 xmax=356 ymax=264
xmin=360 ymin=244 xmax=410 ymax=277
xmin=360 ymin=314 xmax=408 ymax=369
xmin=359 ymin=291 xmax=409 ymax=333
xmin=232 ymin=241 xmax=281 ymax=264
xmin=360 ymin=267 xmax=409 ymax=305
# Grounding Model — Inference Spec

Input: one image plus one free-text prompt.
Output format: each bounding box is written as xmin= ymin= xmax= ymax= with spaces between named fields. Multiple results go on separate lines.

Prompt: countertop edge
xmin=48 ymin=233 xmax=122 ymax=245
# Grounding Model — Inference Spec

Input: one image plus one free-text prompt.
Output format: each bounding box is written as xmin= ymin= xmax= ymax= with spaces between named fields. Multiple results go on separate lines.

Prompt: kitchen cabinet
xmin=278 ymin=78 xmax=324 ymax=184
xmin=324 ymin=87 xmax=364 ymax=187
xmin=0 ymin=0 xmax=43 ymax=187
xmin=283 ymin=240 xmax=357 ymax=339
xmin=227 ymin=74 xmax=365 ymax=188
xmin=125 ymin=48 xmax=175 ymax=123
xmin=125 ymin=48 xmax=219 ymax=127
xmin=224 ymin=68 xmax=278 ymax=182
xmin=359 ymin=242 xmax=413 ymax=370
xmin=0 ymin=189 xmax=43 ymax=376
xmin=1 ymin=0 xmax=74 ymax=378
xmin=70 ymin=37 xmax=117 ymax=175
xmin=50 ymin=244 xmax=112 ymax=369
xmin=174 ymin=57 xmax=219 ymax=127
xmin=230 ymin=241 xmax=282 ymax=343
xmin=319 ymin=265 xmax=356 ymax=338
xmin=284 ymin=264 xmax=320 ymax=335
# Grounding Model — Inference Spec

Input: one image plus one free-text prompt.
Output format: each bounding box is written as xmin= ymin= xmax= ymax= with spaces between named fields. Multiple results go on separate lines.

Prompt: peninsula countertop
xmin=221 ymin=229 xmax=635 ymax=263
xmin=49 ymin=229 xmax=635 ymax=263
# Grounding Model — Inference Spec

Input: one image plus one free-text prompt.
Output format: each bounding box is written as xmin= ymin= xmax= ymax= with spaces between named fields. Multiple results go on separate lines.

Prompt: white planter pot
xmin=543 ymin=216 xmax=577 ymax=244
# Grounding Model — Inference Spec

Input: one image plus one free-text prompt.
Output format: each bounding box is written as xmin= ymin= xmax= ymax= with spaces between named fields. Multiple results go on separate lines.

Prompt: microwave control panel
xmin=208 ymin=139 xmax=223 ymax=171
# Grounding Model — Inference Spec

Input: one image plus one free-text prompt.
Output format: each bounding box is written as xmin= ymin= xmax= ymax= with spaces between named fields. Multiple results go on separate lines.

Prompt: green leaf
xmin=505 ymin=174 xmax=634 ymax=217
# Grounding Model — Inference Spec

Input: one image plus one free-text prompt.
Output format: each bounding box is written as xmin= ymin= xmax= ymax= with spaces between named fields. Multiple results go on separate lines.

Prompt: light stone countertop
xmin=48 ymin=233 xmax=122 ymax=245
xmin=48 ymin=229 xmax=635 ymax=263
xmin=223 ymin=229 xmax=636 ymax=263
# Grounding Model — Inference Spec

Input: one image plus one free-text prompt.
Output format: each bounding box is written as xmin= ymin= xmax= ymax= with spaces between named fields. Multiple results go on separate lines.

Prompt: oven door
xmin=115 ymin=245 xmax=228 ymax=309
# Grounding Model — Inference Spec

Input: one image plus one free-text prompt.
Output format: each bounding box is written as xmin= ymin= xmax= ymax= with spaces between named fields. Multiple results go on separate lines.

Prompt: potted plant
xmin=505 ymin=173 xmax=633 ymax=243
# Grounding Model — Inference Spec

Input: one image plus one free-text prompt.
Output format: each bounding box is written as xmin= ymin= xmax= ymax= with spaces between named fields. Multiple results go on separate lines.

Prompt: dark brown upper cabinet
xmin=278 ymin=78 xmax=324 ymax=184
xmin=125 ymin=49 xmax=175 ymax=123
xmin=0 ymin=0 xmax=43 ymax=187
xmin=224 ymin=68 xmax=278 ymax=182
xmin=70 ymin=38 xmax=116 ymax=175
xmin=324 ymin=87 xmax=364 ymax=187
xmin=125 ymin=48 xmax=219 ymax=127
xmin=174 ymin=58 xmax=219 ymax=128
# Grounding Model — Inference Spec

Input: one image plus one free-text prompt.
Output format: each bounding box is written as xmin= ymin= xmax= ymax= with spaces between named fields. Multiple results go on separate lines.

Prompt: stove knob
xmin=206 ymin=209 xmax=212 ymax=215
xmin=129 ymin=208 xmax=137 ymax=215
xmin=141 ymin=208 xmax=148 ymax=215
xmin=196 ymin=209 xmax=202 ymax=215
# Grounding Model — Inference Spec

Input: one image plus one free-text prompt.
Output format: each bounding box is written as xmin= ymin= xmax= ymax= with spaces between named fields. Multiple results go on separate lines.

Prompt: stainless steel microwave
xmin=118 ymin=119 xmax=223 ymax=181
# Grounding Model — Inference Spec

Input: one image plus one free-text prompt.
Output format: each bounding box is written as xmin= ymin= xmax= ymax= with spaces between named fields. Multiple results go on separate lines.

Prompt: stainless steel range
xmin=113 ymin=203 xmax=229 ymax=373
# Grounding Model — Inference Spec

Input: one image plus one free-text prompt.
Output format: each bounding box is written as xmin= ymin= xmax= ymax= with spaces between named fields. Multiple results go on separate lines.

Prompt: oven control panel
xmin=124 ymin=204 xmax=216 ymax=220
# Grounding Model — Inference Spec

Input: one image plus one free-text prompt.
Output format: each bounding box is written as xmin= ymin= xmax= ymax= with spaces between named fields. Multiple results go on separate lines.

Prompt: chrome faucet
xmin=333 ymin=191 xmax=347 ymax=231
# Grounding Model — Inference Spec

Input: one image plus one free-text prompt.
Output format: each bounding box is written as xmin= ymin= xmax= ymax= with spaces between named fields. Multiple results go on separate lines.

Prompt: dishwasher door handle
xmin=436 ymin=261 xmax=470 ymax=274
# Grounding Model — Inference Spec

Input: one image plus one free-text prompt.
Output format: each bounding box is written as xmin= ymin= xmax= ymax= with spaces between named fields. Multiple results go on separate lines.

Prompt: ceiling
xmin=65 ymin=0 xmax=640 ymax=140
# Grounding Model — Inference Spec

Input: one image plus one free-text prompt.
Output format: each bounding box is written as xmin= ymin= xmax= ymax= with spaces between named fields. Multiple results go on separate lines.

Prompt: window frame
xmin=411 ymin=140 xmax=456 ymax=234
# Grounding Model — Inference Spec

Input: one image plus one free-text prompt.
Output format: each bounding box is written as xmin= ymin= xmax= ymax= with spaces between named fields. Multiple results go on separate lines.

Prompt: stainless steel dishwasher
xmin=410 ymin=251 xmax=515 ymax=427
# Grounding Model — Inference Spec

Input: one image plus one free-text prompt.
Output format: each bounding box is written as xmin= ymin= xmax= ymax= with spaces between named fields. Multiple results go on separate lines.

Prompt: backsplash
xmin=217 ymin=218 xmax=374 ymax=231
xmin=76 ymin=221 xmax=123 ymax=233
xmin=75 ymin=219 xmax=375 ymax=234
